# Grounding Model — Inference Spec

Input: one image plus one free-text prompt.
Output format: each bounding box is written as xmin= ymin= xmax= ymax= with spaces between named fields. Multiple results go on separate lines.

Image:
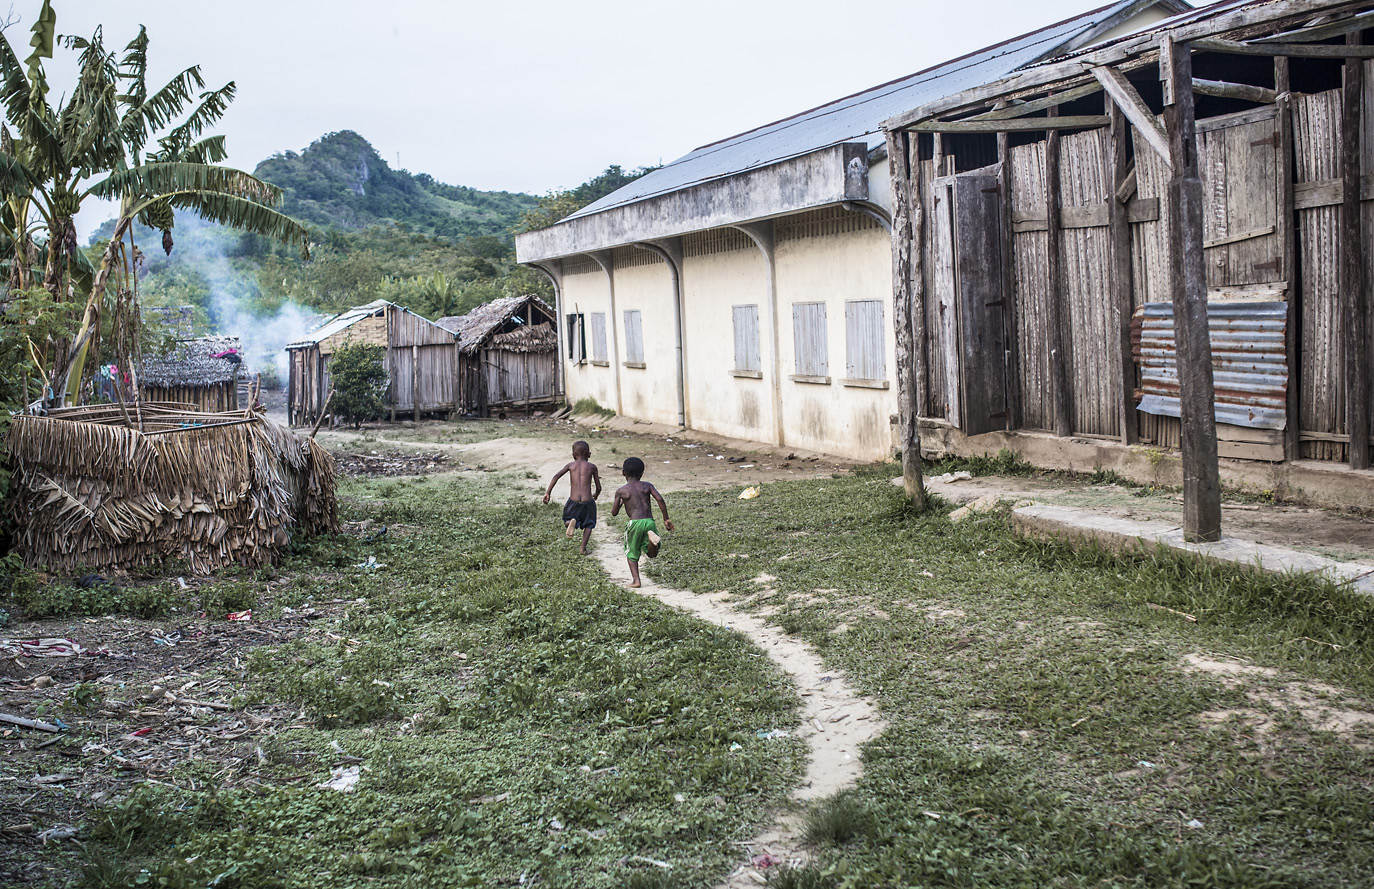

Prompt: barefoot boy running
xmin=542 ymin=440 xmax=602 ymax=555
xmin=610 ymin=457 xmax=674 ymax=588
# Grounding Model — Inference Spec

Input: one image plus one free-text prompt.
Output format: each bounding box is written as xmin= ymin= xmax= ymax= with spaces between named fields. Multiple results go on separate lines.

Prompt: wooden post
xmin=886 ymin=128 xmax=927 ymax=509
xmin=1276 ymin=56 xmax=1300 ymax=462
xmin=1343 ymin=35 xmax=1371 ymax=469
xmin=1045 ymin=109 xmax=1072 ymax=437
xmin=451 ymin=338 xmax=460 ymax=419
xmin=913 ymin=137 xmax=931 ymax=417
xmin=412 ymin=344 xmax=420 ymax=423
xmin=998 ymin=128 xmax=1021 ymax=430
xmin=1109 ymin=99 xmax=1138 ymax=444
xmin=311 ymin=389 xmax=335 ymax=438
xmin=1164 ymin=39 xmax=1223 ymax=542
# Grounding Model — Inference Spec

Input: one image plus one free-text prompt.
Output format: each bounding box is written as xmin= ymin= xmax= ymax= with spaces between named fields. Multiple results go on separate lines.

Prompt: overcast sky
xmin=10 ymin=0 xmax=1090 ymax=232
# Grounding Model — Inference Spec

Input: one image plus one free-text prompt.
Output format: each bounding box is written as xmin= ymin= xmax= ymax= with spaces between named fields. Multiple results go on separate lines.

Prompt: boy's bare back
xmin=613 ymin=479 xmax=657 ymax=520
xmin=564 ymin=459 xmax=599 ymax=502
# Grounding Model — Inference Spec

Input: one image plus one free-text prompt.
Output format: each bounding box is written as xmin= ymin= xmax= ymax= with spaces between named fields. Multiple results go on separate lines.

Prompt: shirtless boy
xmin=542 ymin=440 xmax=602 ymax=554
xmin=610 ymin=457 xmax=674 ymax=588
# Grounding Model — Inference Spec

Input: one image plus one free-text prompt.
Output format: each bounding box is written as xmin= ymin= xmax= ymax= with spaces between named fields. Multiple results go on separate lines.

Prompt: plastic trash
xmin=1138 ymin=760 xmax=1156 ymax=769
xmin=739 ymin=487 xmax=760 ymax=500
xmin=317 ymin=765 xmax=363 ymax=792
xmin=355 ymin=555 xmax=387 ymax=571
xmin=1186 ymin=819 xmax=1204 ymax=829
xmin=756 ymin=729 xmax=790 ymax=740
xmin=226 ymin=610 xmax=252 ymax=621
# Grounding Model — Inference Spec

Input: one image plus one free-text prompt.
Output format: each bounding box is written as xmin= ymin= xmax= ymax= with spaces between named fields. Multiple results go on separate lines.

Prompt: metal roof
xmin=564 ymin=0 xmax=1175 ymax=223
xmin=286 ymin=299 xmax=390 ymax=349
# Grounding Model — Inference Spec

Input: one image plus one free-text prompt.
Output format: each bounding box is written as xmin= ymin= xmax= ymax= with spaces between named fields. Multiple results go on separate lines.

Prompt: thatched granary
xmin=5 ymin=405 xmax=338 ymax=575
xmin=437 ymin=295 xmax=560 ymax=416
xmin=141 ymin=335 xmax=246 ymax=412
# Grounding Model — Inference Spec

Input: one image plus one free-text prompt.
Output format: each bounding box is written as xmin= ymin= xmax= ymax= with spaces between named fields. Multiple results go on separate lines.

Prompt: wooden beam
xmin=971 ymin=82 xmax=1105 ymax=121
xmin=886 ymin=129 xmax=927 ymax=508
xmin=998 ymin=129 xmax=1021 ymax=431
xmin=1193 ymin=36 xmax=1374 ymax=58
xmin=1164 ymin=38 xmax=1222 ymax=543
xmin=1046 ymin=110 xmax=1072 ymax=438
xmin=909 ymin=115 xmax=1108 ymax=134
xmin=1253 ymin=9 xmax=1374 ymax=44
xmin=1092 ymin=66 xmax=1173 ymax=166
xmin=1275 ymin=56 xmax=1300 ymax=462
xmin=1109 ymin=100 xmax=1138 ymax=445
xmin=1193 ymin=78 xmax=1278 ymax=103
xmin=1343 ymin=36 xmax=1370 ymax=469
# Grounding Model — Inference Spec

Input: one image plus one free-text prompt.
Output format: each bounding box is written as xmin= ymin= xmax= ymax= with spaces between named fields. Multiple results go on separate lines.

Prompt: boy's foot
xmin=629 ymin=580 xmax=642 ymax=588
xmin=646 ymin=530 xmax=661 ymax=546
xmin=565 ymin=519 xmax=576 ymax=539
xmin=579 ymin=547 xmax=589 ymax=556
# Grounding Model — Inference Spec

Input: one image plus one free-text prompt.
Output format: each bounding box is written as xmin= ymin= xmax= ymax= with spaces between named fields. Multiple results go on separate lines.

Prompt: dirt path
xmin=593 ymin=541 xmax=885 ymax=886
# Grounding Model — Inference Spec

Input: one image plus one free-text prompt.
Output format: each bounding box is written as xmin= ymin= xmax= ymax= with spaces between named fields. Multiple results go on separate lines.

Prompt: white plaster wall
xmin=681 ymin=247 xmax=775 ymax=442
xmin=560 ymin=271 xmax=618 ymax=413
xmin=868 ymin=156 xmax=892 ymax=217
xmin=775 ymin=225 xmax=898 ymax=462
xmin=613 ymin=260 xmax=680 ymax=426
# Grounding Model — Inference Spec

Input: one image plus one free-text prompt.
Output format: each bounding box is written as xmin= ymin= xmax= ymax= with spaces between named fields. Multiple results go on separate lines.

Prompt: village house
xmin=436 ymin=295 xmax=560 ymax=417
xmin=515 ymin=0 xmax=1186 ymax=461
xmin=881 ymin=0 xmax=1374 ymax=527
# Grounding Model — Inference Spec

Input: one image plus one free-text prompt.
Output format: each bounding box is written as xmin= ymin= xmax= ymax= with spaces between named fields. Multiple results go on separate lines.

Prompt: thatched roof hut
xmin=439 ymin=295 xmax=560 ymax=416
xmin=5 ymin=406 xmax=338 ymax=575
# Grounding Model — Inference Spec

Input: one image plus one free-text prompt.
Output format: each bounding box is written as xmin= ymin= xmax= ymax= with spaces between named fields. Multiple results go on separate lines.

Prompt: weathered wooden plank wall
xmin=1009 ymin=141 xmax=1054 ymax=432
xmin=1292 ymin=88 xmax=1347 ymax=461
xmin=919 ymin=159 xmax=948 ymax=418
xmin=1058 ymin=127 xmax=1119 ymax=438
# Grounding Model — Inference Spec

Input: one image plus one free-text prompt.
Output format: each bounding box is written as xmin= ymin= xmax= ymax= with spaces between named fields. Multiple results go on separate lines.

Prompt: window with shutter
xmin=623 ymin=310 xmax=645 ymax=366
xmin=732 ymin=305 xmax=760 ymax=374
xmin=566 ymin=313 xmax=586 ymax=362
xmin=844 ymin=300 xmax=885 ymax=382
xmin=792 ymin=302 xmax=829 ymax=381
xmin=589 ymin=313 xmax=608 ymax=364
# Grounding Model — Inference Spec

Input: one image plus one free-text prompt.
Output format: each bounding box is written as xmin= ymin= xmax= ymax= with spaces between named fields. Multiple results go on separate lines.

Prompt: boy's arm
xmin=610 ymin=487 xmax=623 ymax=516
xmin=592 ymin=465 xmax=602 ymax=499
xmin=650 ymin=485 xmax=674 ymax=531
xmin=542 ymin=464 xmax=570 ymax=504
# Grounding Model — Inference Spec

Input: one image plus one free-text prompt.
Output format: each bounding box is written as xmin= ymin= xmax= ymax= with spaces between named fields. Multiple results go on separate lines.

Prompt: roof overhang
xmin=515 ymin=142 xmax=870 ymax=264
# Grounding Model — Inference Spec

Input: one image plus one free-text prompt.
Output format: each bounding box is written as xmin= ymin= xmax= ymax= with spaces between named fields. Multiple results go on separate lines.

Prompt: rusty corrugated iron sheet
xmin=1132 ymin=301 xmax=1288 ymax=430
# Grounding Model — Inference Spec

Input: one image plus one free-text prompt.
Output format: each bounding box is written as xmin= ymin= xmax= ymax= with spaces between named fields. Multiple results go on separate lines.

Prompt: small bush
xmin=329 ymin=339 xmax=388 ymax=427
xmin=572 ymin=396 xmax=614 ymax=417
xmin=7 ymin=577 xmax=172 ymax=619
xmin=804 ymin=791 xmax=880 ymax=846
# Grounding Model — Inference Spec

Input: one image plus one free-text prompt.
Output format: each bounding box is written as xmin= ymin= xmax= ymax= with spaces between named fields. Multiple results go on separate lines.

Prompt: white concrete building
xmin=516 ymin=0 xmax=1184 ymax=461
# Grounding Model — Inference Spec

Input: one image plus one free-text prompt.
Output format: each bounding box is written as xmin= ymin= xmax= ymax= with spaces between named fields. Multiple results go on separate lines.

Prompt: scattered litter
xmin=355 ymin=556 xmax=387 ymax=571
xmin=36 ymin=824 xmax=77 ymax=843
xmin=933 ymin=471 xmax=974 ymax=483
xmin=31 ymin=675 xmax=53 ymax=689
xmin=920 ymin=570 xmax=935 ymax=578
xmin=316 ymin=765 xmax=364 ymax=792
xmin=154 ymin=631 xmax=182 ymax=645
xmin=0 ymin=638 xmax=84 ymax=658
xmin=729 ymin=742 xmax=743 ymax=751
xmin=32 ymin=773 xmax=77 ymax=785
xmin=751 ymin=853 xmax=781 ymax=869
xmin=226 ymin=610 xmax=252 ymax=621
xmin=739 ymin=487 xmax=760 ymax=500
xmin=922 ymin=810 xmax=942 ymax=820
xmin=626 ymin=855 xmax=672 ymax=869
xmin=728 ymin=456 xmax=746 ymax=464
xmin=1138 ymin=760 xmax=1156 ymax=769
xmin=756 ymin=729 xmax=790 ymax=740
xmin=674 ymin=793 xmax=685 ymax=803
xmin=0 ymin=712 xmax=62 ymax=733
xmin=549 ymin=818 xmax=564 ymax=831
xmin=811 ymin=718 xmax=825 ymax=733
xmin=1186 ymin=819 xmax=1204 ymax=829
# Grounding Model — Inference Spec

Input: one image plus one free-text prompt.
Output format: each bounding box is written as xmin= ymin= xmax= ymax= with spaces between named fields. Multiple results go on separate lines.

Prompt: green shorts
xmin=624 ymin=518 xmax=658 ymax=561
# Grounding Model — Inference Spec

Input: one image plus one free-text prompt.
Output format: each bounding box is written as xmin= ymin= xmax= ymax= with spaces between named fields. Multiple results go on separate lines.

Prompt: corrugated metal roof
xmin=1134 ymin=301 xmax=1288 ymax=430
xmin=286 ymin=299 xmax=390 ymax=349
xmin=564 ymin=0 xmax=1163 ymax=222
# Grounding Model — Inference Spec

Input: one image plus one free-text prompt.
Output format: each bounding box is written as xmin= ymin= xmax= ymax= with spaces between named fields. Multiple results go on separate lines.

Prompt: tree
xmin=328 ymin=341 xmax=386 ymax=427
xmin=0 ymin=0 xmax=311 ymax=406
xmin=515 ymin=165 xmax=659 ymax=232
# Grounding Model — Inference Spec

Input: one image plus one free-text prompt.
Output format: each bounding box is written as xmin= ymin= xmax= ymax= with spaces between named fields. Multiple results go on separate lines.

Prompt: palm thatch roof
xmin=439 ymin=295 xmax=556 ymax=355
xmin=141 ymin=335 xmax=245 ymax=388
xmin=5 ymin=405 xmax=338 ymax=575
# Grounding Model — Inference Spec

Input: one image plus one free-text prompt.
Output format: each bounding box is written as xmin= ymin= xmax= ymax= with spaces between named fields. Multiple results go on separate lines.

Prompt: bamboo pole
xmin=311 ymin=389 xmax=335 ymax=438
xmin=1343 ymin=34 xmax=1370 ymax=470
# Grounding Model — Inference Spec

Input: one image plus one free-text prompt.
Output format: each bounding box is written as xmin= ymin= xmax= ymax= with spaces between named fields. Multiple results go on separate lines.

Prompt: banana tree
xmin=0 ymin=1 xmax=310 ymax=406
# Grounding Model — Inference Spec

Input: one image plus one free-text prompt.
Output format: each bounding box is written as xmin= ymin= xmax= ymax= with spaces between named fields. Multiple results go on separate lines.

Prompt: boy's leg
xmin=565 ymin=518 xmax=576 ymax=539
xmin=645 ymin=535 xmax=659 ymax=559
xmin=580 ymin=526 xmax=592 ymax=555
xmin=627 ymin=558 xmax=642 ymax=588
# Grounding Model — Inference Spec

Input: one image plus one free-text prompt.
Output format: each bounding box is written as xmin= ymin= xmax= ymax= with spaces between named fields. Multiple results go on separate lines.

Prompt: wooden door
xmin=953 ymin=172 xmax=1010 ymax=435
xmin=1196 ymin=106 xmax=1284 ymax=292
xmin=930 ymin=177 xmax=961 ymax=426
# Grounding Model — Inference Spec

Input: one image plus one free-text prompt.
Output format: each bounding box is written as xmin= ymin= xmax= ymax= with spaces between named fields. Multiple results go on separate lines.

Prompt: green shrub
xmin=328 ymin=339 xmax=388 ymax=426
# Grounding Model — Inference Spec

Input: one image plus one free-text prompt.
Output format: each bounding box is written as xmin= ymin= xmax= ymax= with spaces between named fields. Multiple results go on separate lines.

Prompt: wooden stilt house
xmin=286 ymin=300 xmax=458 ymax=426
xmin=437 ymin=295 xmax=560 ymax=416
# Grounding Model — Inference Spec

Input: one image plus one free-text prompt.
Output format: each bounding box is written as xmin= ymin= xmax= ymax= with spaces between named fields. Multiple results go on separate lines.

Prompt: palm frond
xmin=149 ymin=82 xmax=235 ymax=160
xmin=168 ymin=135 xmax=227 ymax=166
xmin=166 ymin=190 xmax=309 ymax=258
xmin=117 ymin=26 xmax=148 ymax=109
xmin=24 ymin=0 xmax=55 ymax=86
xmin=118 ymin=64 xmax=204 ymax=156
xmin=0 ymin=150 xmax=37 ymax=198
xmin=0 ymin=33 xmax=30 ymax=127
xmin=88 ymin=161 xmax=282 ymax=205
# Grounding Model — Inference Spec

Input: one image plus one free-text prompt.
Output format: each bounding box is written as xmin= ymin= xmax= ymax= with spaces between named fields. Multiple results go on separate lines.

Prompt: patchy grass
xmin=653 ymin=474 xmax=1374 ymax=888
xmin=69 ymin=469 xmax=803 ymax=889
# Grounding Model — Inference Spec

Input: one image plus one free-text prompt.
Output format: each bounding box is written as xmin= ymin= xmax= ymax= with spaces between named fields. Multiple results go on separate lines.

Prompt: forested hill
xmin=252 ymin=130 xmax=538 ymax=240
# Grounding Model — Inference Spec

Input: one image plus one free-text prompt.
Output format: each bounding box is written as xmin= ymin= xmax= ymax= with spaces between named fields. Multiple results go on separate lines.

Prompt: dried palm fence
xmin=5 ymin=404 xmax=338 ymax=575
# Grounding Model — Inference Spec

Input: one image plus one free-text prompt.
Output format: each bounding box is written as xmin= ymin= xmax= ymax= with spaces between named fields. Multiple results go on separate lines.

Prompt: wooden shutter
xmin=733 ymin=305 xmax=760 ymax=372
xmin=590 ymin=313 xmax=608 ymax=362
xmin=623 ymin=310 xmax=645 ymax=363
xmin=792 ymin=302 xmax=829 ymax=377
xmin=845 ymin=300 xmax=885 ymax=381
xmin=1196 ymin=106 xmax=1282 ymax=290
xmin=954 ymin=172 xmax=1009 ymax=436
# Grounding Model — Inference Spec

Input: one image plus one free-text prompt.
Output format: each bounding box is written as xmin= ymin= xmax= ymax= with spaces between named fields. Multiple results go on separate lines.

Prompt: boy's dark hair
xmin=622 ymin=457 xmax=645 ymax=479
xmin=573 ymin=440 xmax=590 ymax=457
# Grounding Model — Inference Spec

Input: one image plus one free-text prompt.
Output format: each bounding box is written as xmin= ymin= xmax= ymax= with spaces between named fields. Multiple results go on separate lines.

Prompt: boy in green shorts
xmin=610 ymin=456 xmax=674 ymax=588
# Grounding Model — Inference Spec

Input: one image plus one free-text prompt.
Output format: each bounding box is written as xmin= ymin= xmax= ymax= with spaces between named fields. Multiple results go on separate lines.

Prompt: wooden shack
xmin=882 ymin=0 xmax=1374 ymax=537
xmin=140 ymin=335 xmax=244 ymax=411
xmin=286 ymin=300 xmax=458 ymax=426
xmin=437 ymin=295 xmax=560 ymax=416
